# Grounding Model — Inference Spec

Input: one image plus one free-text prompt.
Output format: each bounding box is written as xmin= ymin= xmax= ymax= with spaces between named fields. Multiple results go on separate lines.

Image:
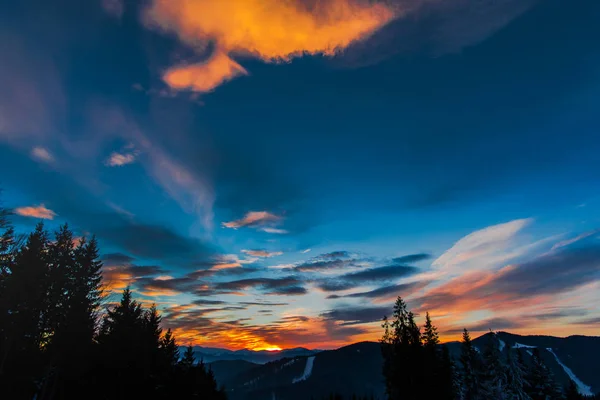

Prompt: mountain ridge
xmin=207 ymin=332 xmax=600 ymax=400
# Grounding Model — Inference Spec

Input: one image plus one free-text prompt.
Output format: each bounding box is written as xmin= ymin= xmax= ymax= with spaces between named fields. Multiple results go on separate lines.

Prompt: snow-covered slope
xmin=292 ymin=356 xmax=315 ymax=383
xmin=546 ymin=347 xmax=593 ymax=396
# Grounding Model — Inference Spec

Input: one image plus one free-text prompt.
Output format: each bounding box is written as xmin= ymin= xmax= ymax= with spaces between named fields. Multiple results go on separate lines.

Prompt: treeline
xmin=0 ymin=208 xmax=225 ymax=400
xmin=381 ymin=297 xmax=599 ymax=400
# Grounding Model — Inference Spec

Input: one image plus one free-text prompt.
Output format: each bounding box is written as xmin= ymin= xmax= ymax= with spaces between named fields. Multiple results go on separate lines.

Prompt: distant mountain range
xmin=203 ymin=332 xmax=600 ymax=400
xmin=191 ymin=346 xmax=319 ymax=364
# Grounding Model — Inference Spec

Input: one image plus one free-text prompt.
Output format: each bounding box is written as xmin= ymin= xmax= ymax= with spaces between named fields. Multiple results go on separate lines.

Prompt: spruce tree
xmin=181 ymin=346 xmax=196 ymax=368
xmin=481 ymin=331 xmax=508 ymax=399
xmin=161 ymin=328 xmax=179 ymax=367
xmin=527 ymin=348 xmax=563 ymax=400
xmin=0 ymin=203 xmax=15 ymax=378
xmin=440 ymin=344 xmax=459 ymax=400
xmin=505 ymin=347 xmax=532 ymax=400
xmin=98 ymin=287 xmax=146 ymax=398
xmin=45 ymin=234 xmax=104 ymax=399
xmin=460 ymin=328 xmax=482 ymax=400
xmin=422 ymin=312 xmax=439 ymax=349
xmin=565 ymin=380 xmax=582 ymax=400
xmin=381 ymin=297 xmax=423 ymax=400
xmin=1 ymin=223 xmax=50 ymax=398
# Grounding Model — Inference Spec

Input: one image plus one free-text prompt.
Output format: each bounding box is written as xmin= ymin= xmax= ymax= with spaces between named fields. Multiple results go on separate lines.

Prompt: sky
xmin=1 ymin=0 xmax=600 ymax=351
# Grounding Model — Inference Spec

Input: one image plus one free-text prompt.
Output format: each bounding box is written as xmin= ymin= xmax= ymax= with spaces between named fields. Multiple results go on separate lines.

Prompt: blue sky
xmin=1 ymin=0 xmax=599 ymax=349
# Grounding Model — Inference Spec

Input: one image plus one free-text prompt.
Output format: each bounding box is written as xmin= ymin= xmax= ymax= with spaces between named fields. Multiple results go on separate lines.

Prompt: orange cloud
xmin=102 ymin=266 xmax=135 ymax=293
xmin=163 ymin=51 xmax=248 ymax=93
xmin=14 ymin=204 xmax=57 ymax=220
xmin=146 ymin=0 xmax=397 ymax=92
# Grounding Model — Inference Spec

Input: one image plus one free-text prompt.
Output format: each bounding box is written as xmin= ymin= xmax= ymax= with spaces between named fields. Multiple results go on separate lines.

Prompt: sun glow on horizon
xmin=257 ymin=345 xmax=282 ymax=352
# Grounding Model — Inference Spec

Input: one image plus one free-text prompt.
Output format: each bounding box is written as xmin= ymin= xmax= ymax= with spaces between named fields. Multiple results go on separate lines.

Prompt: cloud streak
xmin=242 ymin=249 xmax=283 ymax=258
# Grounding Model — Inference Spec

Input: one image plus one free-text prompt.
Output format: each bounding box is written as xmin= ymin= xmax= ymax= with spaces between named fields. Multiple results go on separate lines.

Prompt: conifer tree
xmin=481 ymin=331 xmax=508 ymax=399
xmin=45 ymin=224 xmax=76 ymax=346
xmin=460 ymin=328 xmax=482 ymax=400
xmin=1 ymin=223 xmax=50 ymax=398
xmin=0 ymin=203 xmax=15 ymax=295
xmin=381 ymin=297 xmax=423 ymax=400
xmin=422 ymin=312 xmax=439 ymax=349
xmin=98 ymin=287 xmax=146 ymax=398
xmin=45 ymin=233 xmax=104 ymax=399
xmin=565 ymin=380 xmax=582 ymax=400
xmin=440 ymin=344 xmax=459 ymax=400
xmin=527 ymin=348 xmax=563 ymax=400
xmin=0 ymin=202 xmax=15 ymax=377
xmin=181 ymin=346 xmax=196 ymax=368
xmin=505 ymin=347 xmax=532 ymax=400
xmin=161 ymin=328 xmax=179 ymax=367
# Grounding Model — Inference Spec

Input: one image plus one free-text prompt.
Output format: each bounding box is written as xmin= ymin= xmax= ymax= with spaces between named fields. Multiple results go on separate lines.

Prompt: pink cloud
xmin=14 ymin=204 xmax=57 ymax=220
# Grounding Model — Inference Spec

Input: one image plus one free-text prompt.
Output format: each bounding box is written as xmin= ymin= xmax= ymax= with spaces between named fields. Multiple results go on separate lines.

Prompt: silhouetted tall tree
xmin=0 ymin=201 xmax=15 ymax=378
xmin=481 ymin=331 xmax=507 ymax=399
xmin=565 ymin=380 xmax=583 ymax=400
xmin=1 ymin=223 xmax=50 ymax=398
xmin=42 ymin=233 xmax=103 ymax=399
xmin=527 ymin=348 xmax=563 ymax=400
xmin=381 ymin=297 xmax=423 ymax=400
xmin=460 ymin=328 xmax=482 ymax=400
xmin=505 ymin=347 xmax=532 ymax=400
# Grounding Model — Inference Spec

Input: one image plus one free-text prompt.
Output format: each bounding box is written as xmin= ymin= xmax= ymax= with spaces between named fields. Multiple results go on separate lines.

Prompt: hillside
xmin=209 ymin=332 xmax=600 ymax=400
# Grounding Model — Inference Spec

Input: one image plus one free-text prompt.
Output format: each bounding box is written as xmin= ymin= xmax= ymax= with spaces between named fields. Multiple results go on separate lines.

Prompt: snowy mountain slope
xmin=546 ymin=347 xmax=593 ymax=396
xmin=292 ymin=356 xmax=315 ymax=383
xmin=210 ymin=333 xmax=600 ymax=400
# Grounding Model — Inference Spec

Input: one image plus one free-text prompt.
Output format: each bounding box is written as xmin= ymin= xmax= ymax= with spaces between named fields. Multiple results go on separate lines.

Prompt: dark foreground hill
xmin=209 ymin=332 xmax=600 ymax=400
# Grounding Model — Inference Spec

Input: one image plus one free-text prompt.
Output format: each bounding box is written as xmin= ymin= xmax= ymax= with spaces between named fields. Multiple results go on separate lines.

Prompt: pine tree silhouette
xmin=460 ymin=328 xmax=483 ymax=400
xmin=527 ymin=348 xmax=563 ymax=400
xmin=381 ymin=297 xmax=424 ymax=400
xmin=565 ymin=380 xmax=583 ymax=400
xmin=1 ymin=223 xmax=50 ymax=399
xmin=505 ymin=347 xmax=532 ymax=400
xmin=481 ymin=331 xmax=508 ymax=398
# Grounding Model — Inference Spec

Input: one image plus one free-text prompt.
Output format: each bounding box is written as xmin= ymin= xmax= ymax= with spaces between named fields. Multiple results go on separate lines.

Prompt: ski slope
xmin=292 ymin=356 xmax=315 ymax=384
xmin=513 ymin=342 xmax=536 ymax=349
xmin=546 ymin=348 xmax=593 ymax=396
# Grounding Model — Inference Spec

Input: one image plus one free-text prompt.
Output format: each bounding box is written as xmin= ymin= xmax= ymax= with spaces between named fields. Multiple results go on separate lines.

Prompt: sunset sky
xmin=1 ymin=0 xmax=600 ymax=350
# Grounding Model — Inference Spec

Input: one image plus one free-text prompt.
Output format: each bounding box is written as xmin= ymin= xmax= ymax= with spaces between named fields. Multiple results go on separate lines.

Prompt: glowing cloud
xmin=432 ymin=218 xmax=532 ymax=275
xmin=14 ymin=204 xmax=57 ymax=220
xmin=163 ymin=51 xmax=248 ymax=93
xmin=146 ymin=0 xmax=397 ymax=92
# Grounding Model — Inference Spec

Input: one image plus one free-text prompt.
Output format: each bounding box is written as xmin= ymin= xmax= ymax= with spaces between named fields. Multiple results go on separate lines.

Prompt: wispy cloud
xmin=222 ymin=211 xmax=285 ymax=233
xmin=432 ymin=218 xmax=532 ymax=276
xmin=14 ymin=204 xmax=57 ymax=220
xmin=146 ymin=0 xmax=397 ymax=93
xmin=31 ymin=147 xmax=54 ymax=163
xmin=241 ymin=249 xmax=283 ymax=258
